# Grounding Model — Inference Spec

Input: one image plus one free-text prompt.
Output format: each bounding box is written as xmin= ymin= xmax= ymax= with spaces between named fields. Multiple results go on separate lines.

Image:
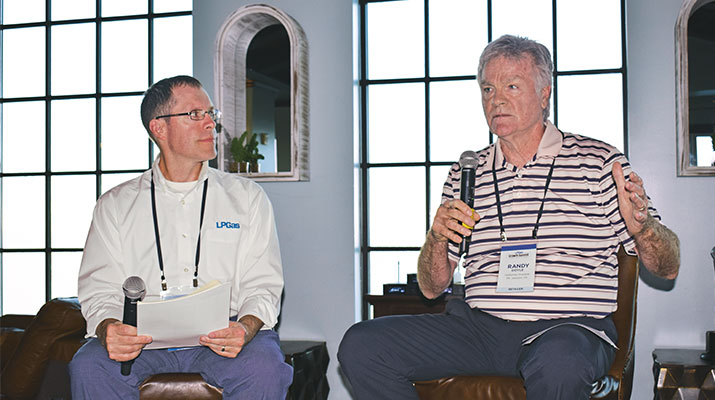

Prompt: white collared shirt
xmin=78 ymin=158 xmax=284 ymax=336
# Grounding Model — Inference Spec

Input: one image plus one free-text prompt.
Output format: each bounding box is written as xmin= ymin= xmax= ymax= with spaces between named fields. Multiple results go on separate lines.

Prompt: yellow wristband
xmin=461 ymin=208 xmax=475 ymax=229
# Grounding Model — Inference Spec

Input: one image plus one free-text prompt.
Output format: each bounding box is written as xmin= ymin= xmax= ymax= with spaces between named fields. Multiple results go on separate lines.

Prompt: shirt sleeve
xmin=77 ymin=193 xmax=126 ymax=337
xmin=234 ymin=184 xmax=284 ymax=329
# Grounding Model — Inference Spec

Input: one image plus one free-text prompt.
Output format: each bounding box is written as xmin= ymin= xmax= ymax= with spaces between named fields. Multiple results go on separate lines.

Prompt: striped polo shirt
xmin=444 ymin=121 xmax=659 ymax=321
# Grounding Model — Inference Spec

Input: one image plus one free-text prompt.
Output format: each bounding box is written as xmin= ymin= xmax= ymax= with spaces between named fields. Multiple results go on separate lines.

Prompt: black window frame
xmin=0 ymin=0 xmax=192 ymax=311
xmin=358 ymin=0 xmax=629 ymax=320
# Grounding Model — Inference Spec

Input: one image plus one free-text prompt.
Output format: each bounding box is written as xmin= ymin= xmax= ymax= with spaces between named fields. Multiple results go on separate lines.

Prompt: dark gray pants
xmin=338 ymin=299 xmax=616 ymax=400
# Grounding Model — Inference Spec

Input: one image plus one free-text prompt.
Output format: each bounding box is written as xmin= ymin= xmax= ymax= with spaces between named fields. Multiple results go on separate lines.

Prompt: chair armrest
xmin=0 ymin=298 xmax=86 ymax=399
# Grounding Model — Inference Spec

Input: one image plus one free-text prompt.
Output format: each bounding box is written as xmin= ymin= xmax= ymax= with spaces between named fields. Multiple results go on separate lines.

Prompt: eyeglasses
xmin=154 ymin=109 xmax=221 ymax=123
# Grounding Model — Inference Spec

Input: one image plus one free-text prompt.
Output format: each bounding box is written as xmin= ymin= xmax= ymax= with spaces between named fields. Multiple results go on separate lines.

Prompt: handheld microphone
xmin=458 ymin=151 xmax=478 ymax=256
xmin=121 ymin=276 xmax=146 ymax=376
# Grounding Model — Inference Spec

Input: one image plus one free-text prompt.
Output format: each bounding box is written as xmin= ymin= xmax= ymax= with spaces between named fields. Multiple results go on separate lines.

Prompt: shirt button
xmin=517 ymin=171 xmax=523 ymax=178
xmin=181 ymin=199 xmax=186 ymax=205
xmin=184 ymin=267 xmax=189 ymax=272
xmin=182 ymin=233 xmax=188 ymax=238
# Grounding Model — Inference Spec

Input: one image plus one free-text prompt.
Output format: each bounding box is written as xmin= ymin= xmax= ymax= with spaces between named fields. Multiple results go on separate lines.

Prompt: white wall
xmin=193 ymin=1 xmax=357 ymax=399
xmin=627 ymin=0 xmax=715 ymax=398
xmin=194 ymin=0 xmax=715 ymax=398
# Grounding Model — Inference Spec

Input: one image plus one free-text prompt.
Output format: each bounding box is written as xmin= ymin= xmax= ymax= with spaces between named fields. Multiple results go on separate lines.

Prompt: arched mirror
xmin=215 ymin=4 xmax=309 ymax=181
xmin=676 ymin=0 xmax=715 ymax=176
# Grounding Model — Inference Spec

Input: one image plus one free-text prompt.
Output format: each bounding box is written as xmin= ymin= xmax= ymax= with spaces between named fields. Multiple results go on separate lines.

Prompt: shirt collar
xmin=151 ymin=156 xmax=209 ymax=194
xmin=490 ymin=120 xmax=563 ymax=168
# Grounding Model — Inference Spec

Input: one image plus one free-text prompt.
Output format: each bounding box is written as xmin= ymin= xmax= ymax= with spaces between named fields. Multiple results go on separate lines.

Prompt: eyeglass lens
xmin=189 ymin=109 xmax=220 ymax=122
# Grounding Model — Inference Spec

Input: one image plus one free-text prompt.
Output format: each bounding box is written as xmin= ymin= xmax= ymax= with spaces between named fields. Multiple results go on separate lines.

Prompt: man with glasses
xmin=69 ymin=75 xmax=292 ymax=399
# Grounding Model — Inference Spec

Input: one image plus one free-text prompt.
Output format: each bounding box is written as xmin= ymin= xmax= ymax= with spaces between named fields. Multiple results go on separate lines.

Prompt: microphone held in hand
xmin=458 ymin=151 xmax=478 ymax=256
xmin=121 ymin=276 xmax=146 ymax=376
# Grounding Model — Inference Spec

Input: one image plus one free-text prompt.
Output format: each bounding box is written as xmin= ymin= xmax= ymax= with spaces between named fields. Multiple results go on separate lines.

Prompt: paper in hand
xmin=137 ymin=280 xmax=231 ymax=349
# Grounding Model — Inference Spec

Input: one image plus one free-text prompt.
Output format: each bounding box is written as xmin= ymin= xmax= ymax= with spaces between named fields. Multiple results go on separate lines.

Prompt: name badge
xmin=497 ymin=243 xmax=537 ymax=292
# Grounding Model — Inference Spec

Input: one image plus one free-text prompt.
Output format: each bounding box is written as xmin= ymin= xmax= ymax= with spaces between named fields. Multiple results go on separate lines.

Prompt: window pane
xmin=556 ymin=74 xmax=624 ymax=151
xmin=2 ymin=101 xmax=46 ymax=173
xmin=52 ymin=23 xmax=96 ymax=96
xmin=153 ymin=0 xmax=192 ymax=13
xmin=2 ymin=27 xmax=46 ymax=98
xmin=368 ymin=251 xmax=419 ymax=295
xmin=368 ymin=166 xmax=426 ymax=247
xmin=101 ymin=172 xmax=143 ymax=194
xmin=429 ymin=0 xmax=487 ymax=77
xmin=51 ymin=99 xmax=96 ymax=171
xmin=51 ymin=175 xmax=96 ymax=248
xmin=368 ymin=83 xmax=425 ymax=163
xmin=367 ymin=0 xmax=424 ymax=80
xmin=429 ymin=80 xmax=489 ymax=162
xmin=101 ymin=0 xmax=147 ymax=17
xmin=1 ymin=253 xmax=46 ymax=315
xmin=153 ymin=16 xmax=193 ymax=82
xmin=1 ymin=177 xmax=45 ymax=248
xmin=2 ymin=0 xmax=45 ymax=24
xmin=101 ymin=96 xmax=149 ymax=170
xmin=51 ymin=252 xmax=82 ymax=299
xmin=695 ymin=136 xmax=715 ymax=167
xmin=52 ymin=0 xmax=96 ymax=21
xmin=102 ymin=20 xmax=148 ymax=93
xmin=492 ymin=0 xmax=552 ymax=56
xmin=430 ymin=165 xmax=452 ymax=223
xmin=557 ymin=0 xmax=621 ymax=71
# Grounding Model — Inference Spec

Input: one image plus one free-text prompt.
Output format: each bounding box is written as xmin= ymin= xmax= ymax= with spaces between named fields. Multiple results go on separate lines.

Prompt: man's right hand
xmin=418 ymin=199 xmax=479 ymax=299
xmin=429 ymin=199 xmax=479 ymax=243
xmin=96 ymin=318 xmax=152 ymax=362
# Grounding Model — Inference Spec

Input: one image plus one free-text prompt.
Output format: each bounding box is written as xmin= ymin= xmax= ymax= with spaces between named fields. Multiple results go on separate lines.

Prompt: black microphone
xmin=458 ymin=151 xmax=478 ymax=256
xmin=121 ymin=276 xmax=146 ymax=376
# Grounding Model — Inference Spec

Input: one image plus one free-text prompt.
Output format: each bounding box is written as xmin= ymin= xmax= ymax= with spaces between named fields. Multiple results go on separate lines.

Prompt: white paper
xmin=137 ymin=280 xmax=231 ymax=349
xmin=521 ymin=322 xmax=618 ymax=349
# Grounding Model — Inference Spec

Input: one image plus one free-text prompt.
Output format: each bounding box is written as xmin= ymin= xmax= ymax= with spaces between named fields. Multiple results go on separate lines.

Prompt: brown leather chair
xmin=414 ymin=246 xmax=639 ymax=400
xmin=0 ymin=297 xmax=225 ymax=400
xmin=1 ymin=298 xmax=328 ymax=400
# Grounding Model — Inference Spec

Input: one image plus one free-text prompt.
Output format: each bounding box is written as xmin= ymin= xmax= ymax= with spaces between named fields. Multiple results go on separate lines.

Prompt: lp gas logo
xmin=216 ymin=221 xmax=240 ymax=229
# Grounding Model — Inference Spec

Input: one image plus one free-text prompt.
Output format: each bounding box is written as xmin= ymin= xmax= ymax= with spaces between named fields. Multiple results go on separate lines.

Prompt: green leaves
xmin=230 ymin=131 xmax=265 ymax=163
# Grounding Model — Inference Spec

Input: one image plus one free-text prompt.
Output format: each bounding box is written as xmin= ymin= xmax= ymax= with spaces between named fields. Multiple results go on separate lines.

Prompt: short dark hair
xmin=478 ymin=35 xmax=554 ymax=121
xmin=140 ymin=75 xmax=203 ymax=140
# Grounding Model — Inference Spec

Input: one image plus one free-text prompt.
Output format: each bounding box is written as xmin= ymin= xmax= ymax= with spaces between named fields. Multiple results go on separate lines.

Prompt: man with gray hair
xmin=339 ymin=35 xmax=679 ymax=399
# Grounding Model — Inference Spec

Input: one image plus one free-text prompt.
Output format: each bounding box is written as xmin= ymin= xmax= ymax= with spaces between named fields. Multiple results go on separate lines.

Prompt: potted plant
xmin=230 ymin=131 xmax=264 ymax=173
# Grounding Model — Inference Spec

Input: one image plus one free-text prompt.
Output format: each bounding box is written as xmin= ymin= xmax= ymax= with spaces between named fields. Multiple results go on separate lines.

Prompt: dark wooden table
xmin=652 ymin=348 xmax=715 ymax=399
xmin=365 ymin=294 xmax=463 ymax=318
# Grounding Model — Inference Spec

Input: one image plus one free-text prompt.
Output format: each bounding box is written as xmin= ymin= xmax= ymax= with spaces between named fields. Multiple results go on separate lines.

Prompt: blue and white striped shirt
xmin=444 ymin=122 xmax=657 ymax=321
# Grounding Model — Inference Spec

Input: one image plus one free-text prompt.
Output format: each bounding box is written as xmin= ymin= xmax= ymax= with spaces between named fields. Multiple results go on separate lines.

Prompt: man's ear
xmin=149 ymin=118 xmax=166 ymax=142
xmin=540 ymin=85 xmax=551 ymax=109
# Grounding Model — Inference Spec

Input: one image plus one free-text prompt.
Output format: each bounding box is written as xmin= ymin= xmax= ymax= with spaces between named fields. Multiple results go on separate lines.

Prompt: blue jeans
xmin=338 ymin=299 xmax=616 ymax=400
xmin=69 ymin=330 xmax=293 ymax=400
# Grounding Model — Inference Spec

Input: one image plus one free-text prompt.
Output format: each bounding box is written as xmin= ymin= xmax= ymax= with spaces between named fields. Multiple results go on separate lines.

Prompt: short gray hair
xmin=477 ymin=35 xmax=553 ymax=121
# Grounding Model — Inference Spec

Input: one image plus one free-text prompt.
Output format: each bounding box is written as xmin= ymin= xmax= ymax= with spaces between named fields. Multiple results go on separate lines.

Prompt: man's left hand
xmin=199 ymin=321 xmax=249 ymax=358
xmin=612 ymin=161 xmax=649 ymax=236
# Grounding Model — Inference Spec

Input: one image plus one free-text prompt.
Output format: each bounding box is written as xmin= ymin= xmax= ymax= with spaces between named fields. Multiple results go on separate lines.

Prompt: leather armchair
xmin=414 ymin=246 xmax=639 ymax=400
xmin=1 ymin=299 xmax=328 ymax=400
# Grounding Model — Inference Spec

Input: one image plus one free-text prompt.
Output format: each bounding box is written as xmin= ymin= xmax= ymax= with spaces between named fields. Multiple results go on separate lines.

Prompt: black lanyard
xmin=491 ymin=146 xmax=557 ymax=242
xmin=150 ymin=171 xmax=208 ymax=290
